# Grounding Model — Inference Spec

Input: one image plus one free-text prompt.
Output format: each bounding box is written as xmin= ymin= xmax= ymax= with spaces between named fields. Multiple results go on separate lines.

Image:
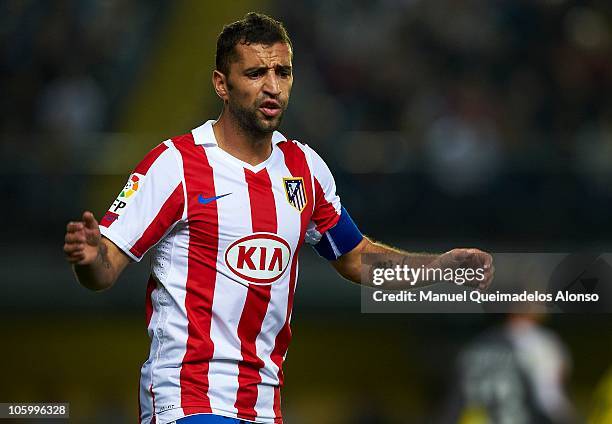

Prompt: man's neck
xmin=212 ymin=112 xmax=273 ymax=166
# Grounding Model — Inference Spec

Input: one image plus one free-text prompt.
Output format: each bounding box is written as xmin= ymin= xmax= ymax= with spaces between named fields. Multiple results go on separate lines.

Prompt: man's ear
xmin=212 ymin=70 xmax=229 ymax=101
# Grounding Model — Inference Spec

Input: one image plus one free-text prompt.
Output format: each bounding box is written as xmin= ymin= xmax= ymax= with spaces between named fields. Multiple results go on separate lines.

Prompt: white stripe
xmin=139 ymin=280 xmax=157 ymax=423
xmin=147 ymin=223 xmax=190 ymax=415
xmin=325 ymin=231 xmax=341 ymax=259
xmin=139 ymin=141 xmax=190 ymax=420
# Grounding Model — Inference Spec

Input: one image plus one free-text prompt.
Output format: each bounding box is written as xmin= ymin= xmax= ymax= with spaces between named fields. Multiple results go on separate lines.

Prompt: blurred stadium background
xmin=2 ymin=0 xmax=612 ymax=423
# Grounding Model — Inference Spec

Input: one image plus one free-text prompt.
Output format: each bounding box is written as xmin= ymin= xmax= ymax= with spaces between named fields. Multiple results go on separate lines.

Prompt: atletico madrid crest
xmin=283 ymin=177 xmax=307 ymax=212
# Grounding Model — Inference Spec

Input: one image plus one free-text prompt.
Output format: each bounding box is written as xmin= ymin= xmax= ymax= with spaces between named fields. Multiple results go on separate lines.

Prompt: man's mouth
xmin=259 ymin=100 xmax=282 ymax=118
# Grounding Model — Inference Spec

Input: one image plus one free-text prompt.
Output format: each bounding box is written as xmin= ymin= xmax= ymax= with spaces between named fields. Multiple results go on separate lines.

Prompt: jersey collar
xmin=192 ymin=120 xmax=287 ymax=146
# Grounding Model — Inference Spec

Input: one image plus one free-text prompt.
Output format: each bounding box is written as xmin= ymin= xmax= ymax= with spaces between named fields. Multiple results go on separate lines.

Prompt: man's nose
xmin=262 ymin=71 xmax=281 ymax=97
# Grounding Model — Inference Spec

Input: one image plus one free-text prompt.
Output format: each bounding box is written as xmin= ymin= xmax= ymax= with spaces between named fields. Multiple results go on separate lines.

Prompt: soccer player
xmin=440 ymin=313 xmax=577 ymax=424
xmin=63 ymin=13 xmax=493 ymax=424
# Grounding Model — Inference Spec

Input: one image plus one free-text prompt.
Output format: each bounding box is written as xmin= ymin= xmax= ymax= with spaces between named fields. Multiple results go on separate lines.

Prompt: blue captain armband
xmin=313 ymin=207 xmax=364 ymax=260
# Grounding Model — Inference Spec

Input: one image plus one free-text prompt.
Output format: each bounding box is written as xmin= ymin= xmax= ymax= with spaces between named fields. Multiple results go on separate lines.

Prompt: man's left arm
xmin=303 ymin=143 xmax=494 ymax=290
xmin=330 ymin=236 xmax=494 ymax=290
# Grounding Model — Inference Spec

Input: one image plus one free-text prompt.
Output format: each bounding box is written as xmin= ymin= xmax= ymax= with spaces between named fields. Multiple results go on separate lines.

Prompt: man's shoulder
xmin=168 ymin=131 xmax=197 ymax=146
xmin=276 ymin=137 xmax=318 ymax=157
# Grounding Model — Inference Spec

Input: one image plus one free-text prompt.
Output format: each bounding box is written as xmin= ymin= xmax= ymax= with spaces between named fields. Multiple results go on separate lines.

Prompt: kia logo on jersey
xmin=224 ymin=233 xmax=292 ymax=285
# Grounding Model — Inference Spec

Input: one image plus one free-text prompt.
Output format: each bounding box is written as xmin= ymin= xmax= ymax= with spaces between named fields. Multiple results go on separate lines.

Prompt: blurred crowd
xmin=277 ymin=0 xmax=612 ymax=244
xmin=0 ymin=0 xmax=172 ymax=133
xmin=0 ymin=0 xmax=167 ymax=234
xmin=0 ymin=0 xmax=165 ymax=162
xmin=2 ymin=0 xmax=612 ymax=243
xmin=281 ymin=0 xmax=612 ymax=185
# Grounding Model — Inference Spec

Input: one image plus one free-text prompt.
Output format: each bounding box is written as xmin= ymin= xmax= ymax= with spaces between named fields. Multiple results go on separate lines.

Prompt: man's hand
xmin=63 ymin=211 xmax=101 ymax=265
xmin=437 ymin=248 xmax=494 ymax=290
xmin=63 ymin=211 xmax=130 ymax=291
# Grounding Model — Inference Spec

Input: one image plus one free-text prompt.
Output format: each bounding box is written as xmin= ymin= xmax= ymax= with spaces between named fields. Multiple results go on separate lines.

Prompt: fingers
xmin=82 ymin=211 xmax=99 ymax=229
xmin=477 ymin=265 xmax=495 ymax=291
xmin=475 ymin=251 xmax=492 ymax=270
xmin=66 ymin=221 xmax=83 ymax=233
xmin=468 ymin=251 xmax=493 ymax=290
xmin=65 ymin=254 xmax=85 ymax=264
xmin=451 ymin=249 xmax=474 ymax=262
xmin=64 ymin=216 xmax=88 ymax=263
xmin=65 ymin=220 xmax=86 ymax=245
xmin=63 ymin=240 xmax=86 ymax=263
xmin=65 ymin=231 xmax=85 ymax=244
xmin=64 ymin=244 xmax=85 ymax=257
xmin=450 ymin=248 xmax=495 ymax=291
xmin=63 ymin=212 xmax=103 ymax=265
xmin=454 ymin=249 xmax=492 ymax=268
xmin=475 ymin=252 xmax=494 ymax=290
xmin=66 ymin=211 xmax=97 ymax=233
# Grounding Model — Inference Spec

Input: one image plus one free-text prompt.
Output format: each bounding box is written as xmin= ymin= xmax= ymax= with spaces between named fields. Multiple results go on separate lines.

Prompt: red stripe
xmin=100 ymin=211 xmax=119 ymax=228
xmin=135 ymin=143 xmax=168 ymax=175
xmin=175 ymin=134 xmax=218 ymax=414
xmin=273 ymin=386 xmax=281 ymax=423
xmin=312 ymin=176 xmax=340 ymax=234
xmin=245 ymin=168 xmax=278 ymax=232
xmin=235 ymin=169 xmax=277 ymax=419
xmin=271 ymin=142 xmax=313 ymax=419
xmin=130 ymin=183 xmax=184 ymax=258
xmin=149 ymin=384 xmax=156 ymax=424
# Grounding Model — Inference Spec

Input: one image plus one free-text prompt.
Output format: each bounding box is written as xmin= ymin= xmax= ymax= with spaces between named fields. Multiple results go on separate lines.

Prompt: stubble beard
xmin=227 ymin=97 xmax=285 ymax=138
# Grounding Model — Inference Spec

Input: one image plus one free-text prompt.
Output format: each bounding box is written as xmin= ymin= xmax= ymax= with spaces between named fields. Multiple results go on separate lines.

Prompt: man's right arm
xmin=63 ymin=211 xmax=130 ymax=291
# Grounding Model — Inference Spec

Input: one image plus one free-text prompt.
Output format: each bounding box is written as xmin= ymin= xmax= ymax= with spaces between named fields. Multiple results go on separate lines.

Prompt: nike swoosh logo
xmin=198 ymin=193 xmax=231 ymax=205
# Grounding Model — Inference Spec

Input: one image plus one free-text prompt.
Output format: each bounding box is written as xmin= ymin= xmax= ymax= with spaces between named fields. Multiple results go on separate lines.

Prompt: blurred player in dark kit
xmin=440 ymin=313 xmax=577 ymax=424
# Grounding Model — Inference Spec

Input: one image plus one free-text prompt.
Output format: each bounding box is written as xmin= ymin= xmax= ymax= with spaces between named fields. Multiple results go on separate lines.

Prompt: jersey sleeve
xmin=303 ymin=145 xmax=363 ymax=260
xmin=99 ymin=140 xmax=185 ymax=262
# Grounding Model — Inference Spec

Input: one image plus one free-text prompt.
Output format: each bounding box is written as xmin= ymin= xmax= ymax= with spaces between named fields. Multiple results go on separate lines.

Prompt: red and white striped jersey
xmin=100 ymin=120 xmax=343 ymax=424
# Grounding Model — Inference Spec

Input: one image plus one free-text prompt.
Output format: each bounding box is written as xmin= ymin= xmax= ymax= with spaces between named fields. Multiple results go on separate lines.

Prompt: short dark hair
xmin=216 ymin=12 xmax=292 ymax=76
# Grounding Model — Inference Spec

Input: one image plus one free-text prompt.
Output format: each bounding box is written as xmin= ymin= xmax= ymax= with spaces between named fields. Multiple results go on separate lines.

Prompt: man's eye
xmin=247 ymin=70 xmax=264 ymax=78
